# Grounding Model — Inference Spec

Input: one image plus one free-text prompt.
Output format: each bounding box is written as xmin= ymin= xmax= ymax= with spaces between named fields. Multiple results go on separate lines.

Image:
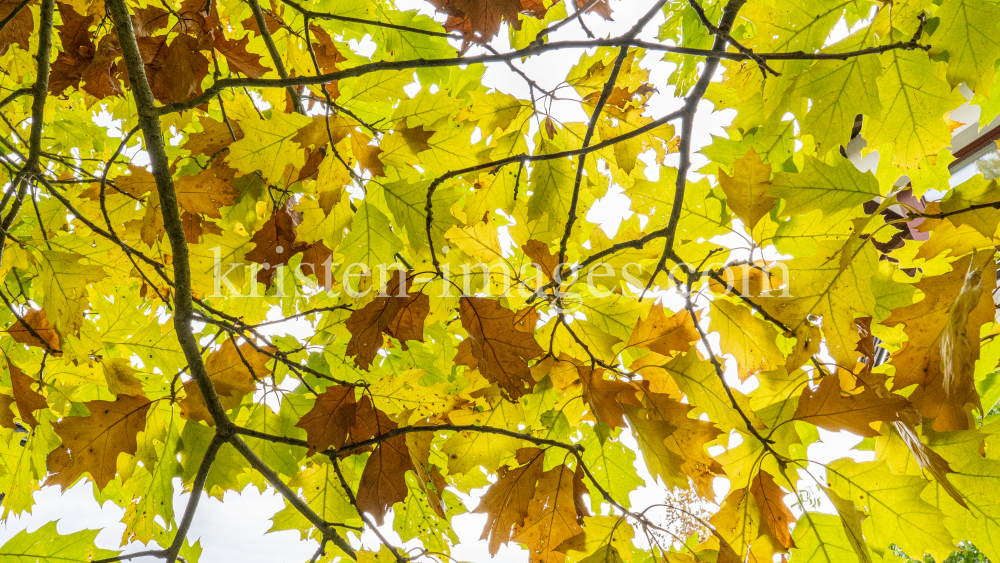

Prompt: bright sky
xmin=1 ymin=0 xmax=955 ymax=561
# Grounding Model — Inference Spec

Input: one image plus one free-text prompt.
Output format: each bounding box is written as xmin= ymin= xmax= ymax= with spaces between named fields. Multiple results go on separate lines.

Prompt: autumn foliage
xmin=3 ymin=0 xmax=1000 ymax=562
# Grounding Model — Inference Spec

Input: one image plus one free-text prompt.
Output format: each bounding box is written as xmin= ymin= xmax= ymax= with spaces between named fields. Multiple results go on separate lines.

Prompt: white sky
xmin=2 ymin=0 xmax=963 ymax=561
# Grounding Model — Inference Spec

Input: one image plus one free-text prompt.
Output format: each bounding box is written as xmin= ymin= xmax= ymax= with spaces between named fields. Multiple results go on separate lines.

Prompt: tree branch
xmin=330 ymin=456 xmax=406 ymax=563
xmin=106 ymin=0 xmax=231 ymax=430
xmin=0 ymin=87 xmax=31 ymax=111
xmin=282 ymin=0 xmax=459 ymax=40
xmin=153 ymin=34 xmax=929 ymax=115
xmin=233 ymin=422 xmax=584 ymax=456
xmin=229 ymin=436 xmax=357 ymax=559
xmin=247 ymin=0 xmax=305 ymax=115
xmin=644 ymin=0 xmax=746 ymax=295
xmin=424 ymin=107 xmax=686 ymax=272
xmin=163 ymin=434 xmax=225 ymax=563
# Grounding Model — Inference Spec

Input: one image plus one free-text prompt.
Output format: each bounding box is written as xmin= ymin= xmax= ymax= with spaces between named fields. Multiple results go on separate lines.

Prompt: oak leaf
xmin=625 ymin=303 xmax=700 ymax=357
xmin=384 ymin=290 xmax=430 ymax=349
xmin=148 ymin=34 xmax=209 ymax=104
xmin=5 ymin=358 xmax=46 ymax=428
xmin=750 ymin=470 xmax=797 ymax=549
xmin=522 ymin=239 xmax=560 ymax=282
xmin=180 ymin=339 xmax=276 ymax=424
xmin=350 ymin=397 xmax=413 ymax=525
xmin=296 ymin=385 xmax=357 ymax=455
xmin=299 ymin=241 xmax=334 ymax=291
xmin=571 ymin=0 xmax=613 ymax=20
xmin=709 ymin=299 xmax=783 ymax=381
xmin=130 ymin=5 xmax=169 ymax=37
xmin=173 ymin=164 xmax=239 ymax=218
xmin=512 ymin=463 xmax=585 ymax=563
xmin=48 ymin=3 xmax=98 ymax=96
xmin=886 ymin=252 xmax=996 ymax=430
xmin=46 ymin=394 xmax=152 ymax=490
xmin=7 ymin=308 xmax=61 ymax=351
xmin=184 ymin=116 xmax=244 ymax=157
xmin=245 ymin=201 xmax=307 ymax=287
xmin=792 ymin=375 xmax=916 ymax=437
xmin=346 ymin=272 xmax=429 ymax=369
xmin=475 ymin=448 xmax=545 ymax=555
xmin=458 ymin=296 xmax=545 ymax=400
xmin=578 ymin=363 xmax=640 ymax=430
xmin=0 ymin=0 xmax=32 ymax=55
xmin=215 ymin=33 xmax=269 ymax=78
xmin=719 ymin=149 xmax=775 ymax=230
xmin=428 ymin=0 xmax=551 ymax=42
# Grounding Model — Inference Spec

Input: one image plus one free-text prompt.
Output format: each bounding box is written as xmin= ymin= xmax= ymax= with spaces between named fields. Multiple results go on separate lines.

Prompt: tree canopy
xmin=1 ymin=0 xmax=1000 ymax=562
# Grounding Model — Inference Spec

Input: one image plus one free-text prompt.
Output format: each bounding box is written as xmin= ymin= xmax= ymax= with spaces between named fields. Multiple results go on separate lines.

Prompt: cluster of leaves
xmin=2 ymin=0 xmax=1000 ymax=562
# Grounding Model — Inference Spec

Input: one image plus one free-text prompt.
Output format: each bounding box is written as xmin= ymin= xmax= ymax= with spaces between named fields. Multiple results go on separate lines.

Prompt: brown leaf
xmin=181 ymin=211 xmax=222 ymax=243
xmin=886 ymin=252 xmax=996 ymax=431
xmin=512 ymin=463 xmax=585 ymax=563
xmin=175 ymin=0 xmax=219 ymax=35
xmin=174 ymin=164 xmax=239 ymax=218
xmin=454 ymin=337 xmax=479 ymax=372
xmin=310 ymin=25 xmax=346 ymax=73
xmin=522 ymin=239 xmax=560 ymax=282
xmin=0 ymin=395 xmax=16 ymax=429
xmin=406 ymin=431 xmax=449 ymax=518
xmin=296 ymin=386 xmax=357 ymax=456
xmin=184 ymin=115 xmax=244 ymax=157
xmin=385 ymin=291 xmax=430 ymax=350
xmin=299 ymin=241 xmax=334 ymax=291
xmin=0 ymin=0 xmax=33 ymax=56
xmin=626 ymin=303 xmax=700 ymax=357
xmin=351 ymin=397 xmax=412 ymax=525
xmin=7 ymin=308 xmax=61 ymax=351
xmin=49 ymin=3 xmax=98 ymax=95
xmin=428 ymin=0 xmax=553 ymax=42
xmin=79 ymin=35 xmax=123 ymax=98
xmin=6 ymin=358 xmax=46 ymax=427
xmin=346 ymin=395 xmax=383 ymax=446
xmin=578 ymin=363 xmax=640 ymax=430
xmin=459 ymin=296 xmax=545 ymax=400
xmin=571 ymin=464 xmax=589 ymax=522
xmin=475 ymin=448 xmax=545 ymax=555
xmin=130 ymin=5 xmax=169 ymax=37
xmin=792 ymin=375 xmax=916 ymax=437
xmin=345 ymin=272 xmax=421 ymax=370
xmin=750 ymin=470 xmax=796 ymax=549
xmin=45 ymin=394 xmax=152 ymax=490
xmin=241 ymin=10 xmax=282 ymax=36
xmin=245 ymin=201 xmax=307 ymax=287
xmin=572 ymin=0 xmax=613 ymax=20
xmin=148 ymin=34 xmax=209 ymax=104
xmin=180 ymin=339 xmax=276 ymax=424
xmin=136 ymin=34 xmax=169 ymax=65
xmin=632 ymin=389 xmax=724 ymax=496
xmin=116 ymin=165 xmax=159 ymax=198
xmin=215 ymin=33 xmax=269 ymax=78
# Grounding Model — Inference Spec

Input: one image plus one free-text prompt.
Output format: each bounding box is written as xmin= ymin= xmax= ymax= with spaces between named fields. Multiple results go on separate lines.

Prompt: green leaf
xmin=0 ymin=521 xmax=119 ymax=561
